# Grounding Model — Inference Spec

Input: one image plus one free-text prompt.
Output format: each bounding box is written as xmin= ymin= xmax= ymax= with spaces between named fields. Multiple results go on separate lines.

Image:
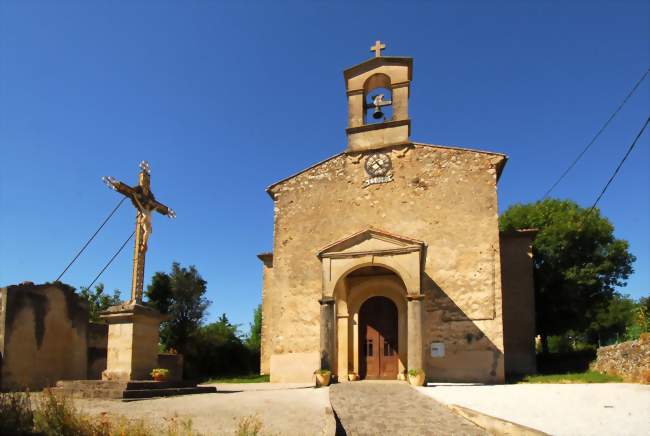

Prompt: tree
xmin=588 ymin=293 xmax=637 ymax=345
xmin=185 ymin=313 xmax=257 ymax=378
xmin=500 ymin=199 xmax=635 ymax=353
xmin=78 ymin=283 xmax=121 ymax=322
xmin=145 ymin=262 xmax=210 ymax=354
xmin=246 ymin=304 xmax=262 ymax=351
xmin=625 ymin=296 xmax=650 ymax=340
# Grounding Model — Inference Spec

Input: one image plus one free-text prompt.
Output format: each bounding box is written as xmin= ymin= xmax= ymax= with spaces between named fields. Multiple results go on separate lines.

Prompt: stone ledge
xmin=449 ymin=404 xmax=548 ymax=436
xmin=52 ymin=379 xmax=216 ymax=401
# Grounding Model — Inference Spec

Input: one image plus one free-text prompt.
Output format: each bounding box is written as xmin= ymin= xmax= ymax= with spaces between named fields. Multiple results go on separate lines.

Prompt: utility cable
xmin=85 ymin=231 xmax=135 ymax=290
xmin=585 ymin=116 xmax=649 ymax=217
xmin=55 ymin=197 xmax=127 ymax=282
xmin=542 ymin=68 xmax=649 ymax=199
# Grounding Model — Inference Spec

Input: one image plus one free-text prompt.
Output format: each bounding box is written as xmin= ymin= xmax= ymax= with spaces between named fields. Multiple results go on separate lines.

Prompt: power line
xmin=85 ymin=231 xmax=135 ymax=290
xmin=542 ymin=68 xmax=650 ymax=199
xmin=586 ymin=116 xmax=649 ymax=217
xmin=55 ymin=197 xmax=127 ymax=282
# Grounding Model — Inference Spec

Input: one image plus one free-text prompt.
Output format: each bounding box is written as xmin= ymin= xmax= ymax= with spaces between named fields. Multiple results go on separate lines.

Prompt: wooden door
xmin=360 ymin=296 xmax=398 ymax=380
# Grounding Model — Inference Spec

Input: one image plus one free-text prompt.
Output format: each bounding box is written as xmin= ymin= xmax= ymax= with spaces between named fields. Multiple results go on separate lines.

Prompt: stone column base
xmin=99 ymin=303 xmax=167 ymax=381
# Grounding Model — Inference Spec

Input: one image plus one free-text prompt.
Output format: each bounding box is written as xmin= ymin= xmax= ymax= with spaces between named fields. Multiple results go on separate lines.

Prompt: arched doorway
xmin=359 ymin=296 xmax=398 ymax=380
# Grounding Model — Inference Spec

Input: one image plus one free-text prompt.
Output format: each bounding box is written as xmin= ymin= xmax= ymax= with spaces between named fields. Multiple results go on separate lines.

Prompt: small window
xmin=384 ymin=340 xmax=395 ymax=356
xmin=365 ymin=339 xmax=374 ymax=357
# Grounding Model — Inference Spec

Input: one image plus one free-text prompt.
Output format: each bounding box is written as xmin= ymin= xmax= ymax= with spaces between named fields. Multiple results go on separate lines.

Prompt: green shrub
xmin=0 ymin=391 xmax=35 ymax=435
xmin=537 ymin=350 xmax=596 ymax=374
xmin=407 ymin=369 xmax=423 ymax=377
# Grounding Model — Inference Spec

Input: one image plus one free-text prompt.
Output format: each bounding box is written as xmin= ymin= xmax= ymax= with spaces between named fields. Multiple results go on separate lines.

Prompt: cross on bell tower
xmin=343 ymin=42 xmax=413 ymax=152
xmin=370 ymin=40 xmax=386 ymax=57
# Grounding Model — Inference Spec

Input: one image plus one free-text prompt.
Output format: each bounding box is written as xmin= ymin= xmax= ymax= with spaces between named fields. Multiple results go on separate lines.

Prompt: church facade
xmin=258 ymin=44 xmax=536 ymax=384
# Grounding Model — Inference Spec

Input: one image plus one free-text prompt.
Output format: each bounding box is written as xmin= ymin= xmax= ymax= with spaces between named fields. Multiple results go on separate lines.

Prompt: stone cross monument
xmin=102 ymin=160 xmax=175 ymax=303
xmin=99 ymin=161 xmax=175 ymax=381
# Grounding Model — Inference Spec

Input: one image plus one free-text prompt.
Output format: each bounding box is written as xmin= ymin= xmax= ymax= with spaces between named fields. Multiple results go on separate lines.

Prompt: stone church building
xmin=258 ymin=45 xmax=536 ymax=384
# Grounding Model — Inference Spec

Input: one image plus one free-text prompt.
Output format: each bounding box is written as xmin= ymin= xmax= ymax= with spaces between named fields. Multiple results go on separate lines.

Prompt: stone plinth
xmin=99 ymin=303 xmax=167 ymax=381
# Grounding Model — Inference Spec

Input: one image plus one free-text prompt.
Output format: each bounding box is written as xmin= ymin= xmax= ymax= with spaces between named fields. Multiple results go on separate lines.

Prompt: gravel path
xmin=417 ymin=383 xmax=650 ymax=436
xmin=74 ymin=383 xmax=332 ymax=435
xmin=329 ymin=381 xmax=486 ymax=436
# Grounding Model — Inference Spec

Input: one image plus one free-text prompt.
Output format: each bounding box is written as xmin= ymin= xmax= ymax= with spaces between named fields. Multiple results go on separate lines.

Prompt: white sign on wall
xmin=430 ymin=342 xmax=445 ymax=358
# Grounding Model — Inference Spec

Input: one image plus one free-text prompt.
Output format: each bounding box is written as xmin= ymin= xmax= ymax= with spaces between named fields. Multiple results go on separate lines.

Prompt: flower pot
xmin=348 ymin=373 xmax=359 ymax=381
xmin=408 ymin=372 xmax=425 ymax=386
xmin=315 ymin=373 xmax=331 ymax=387
xmin=152 ymin=374 xmax=167 ymax=382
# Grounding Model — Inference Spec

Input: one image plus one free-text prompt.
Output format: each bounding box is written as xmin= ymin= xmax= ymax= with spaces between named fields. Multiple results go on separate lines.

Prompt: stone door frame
xmin=317 ymin=228 xmax=425 ymax=381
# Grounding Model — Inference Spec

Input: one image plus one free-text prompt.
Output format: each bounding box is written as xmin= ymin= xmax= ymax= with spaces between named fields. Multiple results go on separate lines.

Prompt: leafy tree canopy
xmin=500 ymin=199 xmax=635 ymax=350
xmin=246 ymin=304 xmax=262 ymax=352
xmin=78 ymin=283 xmax=122 ymax=322
xmin=145 ymin=262 xmax=210 ymax=354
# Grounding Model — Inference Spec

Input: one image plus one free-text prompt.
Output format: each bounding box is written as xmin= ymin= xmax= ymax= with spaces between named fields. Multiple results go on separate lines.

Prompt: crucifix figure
xmin=102 ymin=161 xmax=175 ymax=304
xmin=370 ymin=40 xmax=386 ymax=57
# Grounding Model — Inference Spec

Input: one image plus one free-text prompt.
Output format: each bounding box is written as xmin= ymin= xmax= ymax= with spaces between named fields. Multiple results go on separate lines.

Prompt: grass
xmin=519 ymin=370 xmax=623 ymax=384
xmin=1 ymin=390 xmax=266 ymax=435
xmin=203 ymin=374 xmax=270 ymax=384
xmin=1 ymin=390 xmax=200 ymax=435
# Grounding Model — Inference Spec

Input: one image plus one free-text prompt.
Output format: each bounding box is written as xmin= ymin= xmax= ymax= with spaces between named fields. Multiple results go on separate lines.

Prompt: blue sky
xmin=1 ymin=1 xmax=648 ymax=329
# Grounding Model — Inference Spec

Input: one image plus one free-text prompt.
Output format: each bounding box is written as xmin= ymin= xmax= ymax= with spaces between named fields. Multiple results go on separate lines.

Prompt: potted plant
xmin=407 ymin=368 xmax=425 ymax=386
xmin=314 ymin=369 xmax=332 ymax=387
xmin=150 ymin=368 xmax=170 ymax=382
xmin=348 ymin=373 xmax=359 ymax=381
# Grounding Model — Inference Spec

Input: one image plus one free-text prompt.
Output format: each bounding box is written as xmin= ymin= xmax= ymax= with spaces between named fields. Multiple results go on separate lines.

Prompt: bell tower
xmin=344 ymin=41 xmax=413 ymax=152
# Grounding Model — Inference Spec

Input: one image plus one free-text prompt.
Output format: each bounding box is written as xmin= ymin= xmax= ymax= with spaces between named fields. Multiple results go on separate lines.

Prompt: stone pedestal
xmin=99 ymin=303 xmax=167 ymax=381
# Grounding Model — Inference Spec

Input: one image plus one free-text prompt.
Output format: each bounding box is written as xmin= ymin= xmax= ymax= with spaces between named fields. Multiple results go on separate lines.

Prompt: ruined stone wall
xmin=500 ymin=231 xmax=537 ymax=377
xmin=265 ymin=143 xmax=507 ymax=382
xmin=0 ymin=283 xmax=88 ymax=391
xmin=591 ymin=335 xmax=650 ymax=383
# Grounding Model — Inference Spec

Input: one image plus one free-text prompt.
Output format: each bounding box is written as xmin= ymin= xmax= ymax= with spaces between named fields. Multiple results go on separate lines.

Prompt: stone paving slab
xmin=418 ymin=383 xmax=650 ymax=436
xmin=329 ymin=381 xmax=486 ymax=436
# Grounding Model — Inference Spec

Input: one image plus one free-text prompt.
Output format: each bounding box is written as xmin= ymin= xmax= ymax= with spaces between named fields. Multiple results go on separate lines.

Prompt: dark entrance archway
xmin=359 ymin=296 xmax=398 ymax=380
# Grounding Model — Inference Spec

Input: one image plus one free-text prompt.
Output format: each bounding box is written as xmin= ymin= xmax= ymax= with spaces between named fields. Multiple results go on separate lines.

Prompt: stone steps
xmin=51 ymin=380 xmax=216 ymax=400
xmin=122 ymin=386 xmax=216 ymax=400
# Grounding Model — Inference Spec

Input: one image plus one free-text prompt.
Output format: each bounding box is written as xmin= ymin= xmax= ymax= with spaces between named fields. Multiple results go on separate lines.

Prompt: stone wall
xmin=263 ymin=143 xmax=509 ymax=383
xmin=591 ymin=335 xmax=650 ymax=383
xmin=87 ymin=322 xmax=108 ymax=380
xmin=0 ymin=283 xmax=89 ymax=391
xmin=500 ymin=230 xmax=537 ymax=376
xmin=157 ymin=353 xmax=183 ymax=382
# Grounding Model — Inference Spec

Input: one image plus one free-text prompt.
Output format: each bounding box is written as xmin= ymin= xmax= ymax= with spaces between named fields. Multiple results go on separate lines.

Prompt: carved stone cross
xmin=102 ymin=161 xmax=175 ymax=304
xmin=370 ymin=40 xmax=386 ymax=57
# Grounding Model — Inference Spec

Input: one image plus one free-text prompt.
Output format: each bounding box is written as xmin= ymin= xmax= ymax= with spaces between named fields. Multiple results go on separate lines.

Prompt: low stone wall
xmin=591 ymin=335 xmax=650 ymax=383
xmin=157 ymin=353 xmax=183 ymax=382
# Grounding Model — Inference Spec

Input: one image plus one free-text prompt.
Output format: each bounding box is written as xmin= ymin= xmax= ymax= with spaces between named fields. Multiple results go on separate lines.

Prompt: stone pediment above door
xmin=318 ymin=228 xmax=424 ymax=259
xmin=318 ymin=228 xmax=425 ymax=297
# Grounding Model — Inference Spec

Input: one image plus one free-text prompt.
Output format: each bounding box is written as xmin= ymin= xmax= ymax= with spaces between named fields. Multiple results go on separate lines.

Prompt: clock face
xmin=365 ymin=153 xmax=392 ymax=177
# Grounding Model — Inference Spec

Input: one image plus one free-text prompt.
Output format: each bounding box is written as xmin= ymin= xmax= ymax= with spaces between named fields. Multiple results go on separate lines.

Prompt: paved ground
xmin=74 ymin=382 xmax=333 ymax=435
xmin=417 ymin=383 xmax=650 ymax=436
xmin=329 ymin=381 xmax=486 ymax=436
